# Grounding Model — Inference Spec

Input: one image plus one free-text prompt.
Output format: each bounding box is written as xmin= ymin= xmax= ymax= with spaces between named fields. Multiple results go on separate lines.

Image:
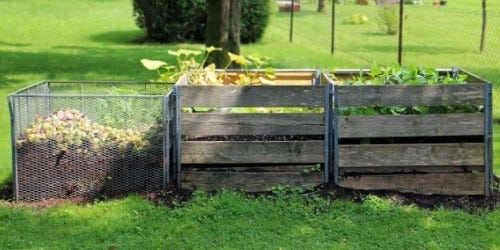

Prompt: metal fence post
xmin=8 ymin=95 xmax=18 ymax=201
xmin=174 ymin=86 xmax=182 ymax=188
xmin=162 ymin=93 xmax=170 ymax=187
xmin=324 ymin=84 xmax=333 ymax=183
xmin=333 ymin=84 xmax=339 ymax=185
xmin=484 ymin=83 xmax=493 ymax=196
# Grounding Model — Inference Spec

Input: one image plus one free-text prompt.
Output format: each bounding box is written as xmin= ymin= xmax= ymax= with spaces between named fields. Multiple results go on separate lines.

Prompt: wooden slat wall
xmin=178 ymin=85 xmax=326 ymax=107
xmin=182 ymin=113 xmax=324 ymax=137
xmin=182 ymin=141 xmax=324 ymax=164
xmin=335 ymin=83 xmax=488 ymax=195
xmin=337 ymin=84 xmax=485 ymax=107
xmin=339 ymin=113 xmax=484 ymax=138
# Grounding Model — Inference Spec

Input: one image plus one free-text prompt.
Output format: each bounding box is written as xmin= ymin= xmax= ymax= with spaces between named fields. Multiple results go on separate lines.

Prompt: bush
xmin=132 ymin=0 xmax=271 ymax=44
xmin=132 ymin=0 xmax=206 ymax=43
xmin=241 ymin=0 xmax=271 ymax=43
xmin=376 ymin=2 xmax=399 ymax=35
xmin=342 ymin=14 xmax=369 ymax=25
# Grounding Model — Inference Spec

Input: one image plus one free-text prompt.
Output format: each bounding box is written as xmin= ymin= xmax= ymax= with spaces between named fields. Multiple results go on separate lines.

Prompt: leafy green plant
xmin=336 ymin=64 xmax=468 ymax=86
xmin=329 ymin=64 xmax=481 ymax=116
xmin=141 ymin=47 xmax=275 ymax=85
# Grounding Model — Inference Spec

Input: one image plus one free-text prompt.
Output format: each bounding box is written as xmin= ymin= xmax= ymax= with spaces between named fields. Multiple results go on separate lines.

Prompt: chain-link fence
xmin=9 ymin=81 xmax=171 ymax=201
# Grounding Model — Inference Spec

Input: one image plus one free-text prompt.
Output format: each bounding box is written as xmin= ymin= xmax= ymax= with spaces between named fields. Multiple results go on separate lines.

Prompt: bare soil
xmin=2 ymin=179 xmax=498 ymax=213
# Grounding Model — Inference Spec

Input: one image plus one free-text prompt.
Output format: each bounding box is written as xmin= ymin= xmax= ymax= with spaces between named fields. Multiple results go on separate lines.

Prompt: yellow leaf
xmin=140 ymin=59 xmax=167 ymax=70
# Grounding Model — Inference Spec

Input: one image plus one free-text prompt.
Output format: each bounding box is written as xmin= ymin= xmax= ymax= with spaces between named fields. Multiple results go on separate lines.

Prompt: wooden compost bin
xmin=170 ymin=70 xmax=330 ymax=191
xmin=326 ymin=69 xmax=493 ymax=195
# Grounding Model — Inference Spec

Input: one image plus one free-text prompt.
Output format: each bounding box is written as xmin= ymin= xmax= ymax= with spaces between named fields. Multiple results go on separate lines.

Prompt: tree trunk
xmin=227 ymin=0 xmax=242 ymax=68
xmin=317 ymin=0 xmax=326 ymax=13
xmin=205 ymin=0 xmax=241 ymax=68
xmin=206 ymin=0 xmax=230 ymax=68
xmin=480 ymin=0 xmax=487 ymax=53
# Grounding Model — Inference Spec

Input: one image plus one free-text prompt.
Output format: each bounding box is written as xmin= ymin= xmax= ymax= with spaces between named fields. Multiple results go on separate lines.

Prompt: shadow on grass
xmin=87 ymin=30 xmax=147 ymax=45
xmin=0 ymin=46 xmax=175 ymax=83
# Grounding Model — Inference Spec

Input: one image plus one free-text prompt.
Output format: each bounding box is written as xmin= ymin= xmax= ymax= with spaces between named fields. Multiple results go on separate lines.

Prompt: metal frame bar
xmin=162 ymin=92 xmax=171 ymax=187
xmin=174 ymin=86 xmax=182 ymax=188
xmin=333 ymin=84 xmax=339 ymax=185
xmin=8 ymin=95 xmax=18 ymax=201
xmin=323 ymin=84 xmax=333 ymax=183
xmin=484 ymin=83 xmax=493 ymax=196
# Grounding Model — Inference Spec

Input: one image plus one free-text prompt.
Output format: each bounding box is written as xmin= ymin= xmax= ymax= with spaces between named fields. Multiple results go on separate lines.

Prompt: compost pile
xmin=15 ymin=109 xmax=163 ymax=202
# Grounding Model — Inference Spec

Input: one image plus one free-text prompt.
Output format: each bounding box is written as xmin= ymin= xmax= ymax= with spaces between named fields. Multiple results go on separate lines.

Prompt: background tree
xmin=205 ymin=0 xmax=242 ymax=68
xmin=317 ymin=0 xmax=326 ymax=13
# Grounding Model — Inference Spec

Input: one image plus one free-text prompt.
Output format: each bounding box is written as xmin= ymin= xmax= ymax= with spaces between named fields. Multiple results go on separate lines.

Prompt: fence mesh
xmin=9 ymin=81 xmax=171 ymax=201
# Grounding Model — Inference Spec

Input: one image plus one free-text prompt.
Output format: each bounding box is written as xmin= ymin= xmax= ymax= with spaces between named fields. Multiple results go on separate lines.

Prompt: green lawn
xmin=0 ymin=0 xmax=499 ymax=248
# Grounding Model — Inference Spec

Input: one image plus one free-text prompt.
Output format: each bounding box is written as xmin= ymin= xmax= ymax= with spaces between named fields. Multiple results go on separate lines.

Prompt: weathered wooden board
xmin=182 ymin=141 xmax=325 ymax=164
xmin=182 ymin=113 xmax=324 ymax=137
xmin=337 ymin=84 xmax=486 ymax=107
xmin=221 ymin=71 xmax=317 ymax=85
xmin=182 ymin=171 xmax=323 ymax=192
xmin=178 ymin=85 xmax=326 ymax=107
xmin=339 ymin=113 xmax=484 ymax=138
xmin=183 ymin=164 xmax=320 ymax=172
xmin=340 ymin=166 xmax=483 ymax=175
xmin=338 ymin=143 xmax=484 ymax=167
xmin=338 ymin=173 xmax=485 ymax=195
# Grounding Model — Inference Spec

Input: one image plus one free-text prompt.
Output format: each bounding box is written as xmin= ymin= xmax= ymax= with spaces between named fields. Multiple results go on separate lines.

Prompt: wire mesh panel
xmin=9 ymin=81 xmax=171 ymax=202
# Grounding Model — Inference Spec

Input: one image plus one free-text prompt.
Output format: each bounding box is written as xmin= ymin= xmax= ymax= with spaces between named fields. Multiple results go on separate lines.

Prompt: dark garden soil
xmin=1 ymin=180 xmax=499 ymax=213
xmin=142 ymin=180 xmax=500 ymax=214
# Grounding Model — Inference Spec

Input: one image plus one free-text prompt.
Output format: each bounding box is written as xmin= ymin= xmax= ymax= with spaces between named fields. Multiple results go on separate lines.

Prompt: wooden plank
xmin=182 ymin=141 xmax=324 ymax=164
xmin=183 ymin=164 xmax=320 ymax=172
xmin=182 ymin=171 xmax=323 ymax=192
xmin=337 ymin=84 xmax=485 ymax=107
xmin=178 ymin=85 xmax=325 ymax=107
xmin=339 ymin=113 xmax=484 ymax=138
xmin=339 ymin=143 xmax=484 ymax=167
xmin=340 ymin=166 xmax=484 ymax=175
xmin=182 ymin=113 xmax=324 ymax=136
xmin=221 ymin=71 xmax=316 ymax=85
xmin=338 ymin=173 xmax=485 ymax=195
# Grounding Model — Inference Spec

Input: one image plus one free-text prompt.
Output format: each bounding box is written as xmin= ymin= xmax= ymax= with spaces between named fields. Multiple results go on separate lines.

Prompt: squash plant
xmin=141 ymin=46 xmax=276 ymax=85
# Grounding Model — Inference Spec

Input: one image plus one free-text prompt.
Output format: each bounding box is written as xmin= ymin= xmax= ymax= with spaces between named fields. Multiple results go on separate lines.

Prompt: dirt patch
xmin=2 ymin=179 xmax=498 ymax=213
xmin=316 ymin=183 xmax=500 ymax=213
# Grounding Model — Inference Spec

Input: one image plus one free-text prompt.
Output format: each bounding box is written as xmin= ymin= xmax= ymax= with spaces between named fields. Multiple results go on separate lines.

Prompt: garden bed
xmin=324 ymin=68 xmax=493 ymax=195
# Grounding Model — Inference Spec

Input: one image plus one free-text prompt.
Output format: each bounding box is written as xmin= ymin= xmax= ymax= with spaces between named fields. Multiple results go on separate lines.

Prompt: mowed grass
xmin=1 ymin=191 xmax=499 ymax=249
xmin=0 ymin=0 xmax=499 ymax=180
xmin=0 ymin=1 xmax=499 ymax=248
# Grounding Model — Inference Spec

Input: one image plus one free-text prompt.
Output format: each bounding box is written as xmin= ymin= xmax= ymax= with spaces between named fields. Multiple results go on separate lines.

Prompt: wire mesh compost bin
xmin=9 ymin=81 xmax=172 ymax=201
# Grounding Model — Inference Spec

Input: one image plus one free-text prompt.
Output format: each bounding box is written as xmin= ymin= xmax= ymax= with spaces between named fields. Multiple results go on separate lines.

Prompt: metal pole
xmin=289 ymin=0 xmax=294 ymax=42
xmin=331 ymin=1 xmax=335 ymax=55
xmin=484 ymin=83 xmax=493 ymax=196
xmin=398 ymin=0 xmax=404 ymax=65
xmin=174 ymin=86 xmax=182 ymax=188
xmin=8 ymin=96 xmax=18 ymax=201
xmin=333 ymin=84 xmax=339 ymax=185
